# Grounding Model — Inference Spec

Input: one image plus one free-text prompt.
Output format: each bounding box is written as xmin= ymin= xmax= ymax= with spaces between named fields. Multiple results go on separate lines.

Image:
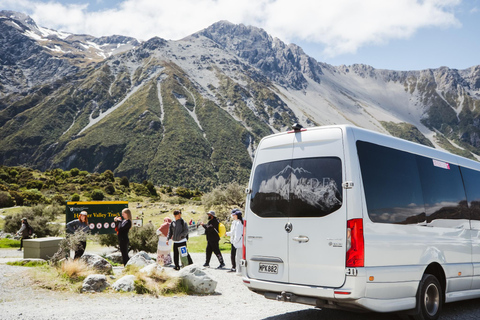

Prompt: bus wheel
xmin=411 ymin=274 xmax=443 ymax=320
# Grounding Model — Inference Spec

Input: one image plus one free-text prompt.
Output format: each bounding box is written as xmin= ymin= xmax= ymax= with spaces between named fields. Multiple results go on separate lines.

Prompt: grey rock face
xmin=112 ymin=275 xmax=136 ymax=292
xmin=177 ymin=265 xmax=217 ymax=294
xmin=81 ymin=274 xmax=109 ymax=293
xmin=125 ymin=251 xmax=154 ymax=268
xmin=80 ymin=253 xmax=113 ymax=273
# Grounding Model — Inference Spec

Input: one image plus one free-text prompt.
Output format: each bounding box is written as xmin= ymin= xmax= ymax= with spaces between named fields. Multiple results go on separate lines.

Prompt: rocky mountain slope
xmin=1 ymin=11 xmax=479 ymax=189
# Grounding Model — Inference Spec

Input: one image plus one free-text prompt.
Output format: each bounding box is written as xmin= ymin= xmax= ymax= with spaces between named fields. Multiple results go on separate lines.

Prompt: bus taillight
xmin=346 ymin=218 xmax=364 ymax=267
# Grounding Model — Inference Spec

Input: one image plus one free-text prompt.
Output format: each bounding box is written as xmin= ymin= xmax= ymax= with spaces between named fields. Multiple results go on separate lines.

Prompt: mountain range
xmin=1 ymin=10 xmax=480 ymax=190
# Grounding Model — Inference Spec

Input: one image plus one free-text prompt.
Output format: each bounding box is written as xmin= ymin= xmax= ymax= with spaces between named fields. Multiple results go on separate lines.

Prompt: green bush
xmin=120 ymin=176 xmax=130 ymax=188
xmin=52 ymin=194 xmax=66 ymax=205
xmin=71 ymin=193 xmax=80 ymax=201
xmin=91 ymin=189 xmax=104 ymax=200
xmin=104 ymin=183 xmax=115 ymax=195
xmin=176 ymin=187 xmax=193 ymax=199
xmin=103 ymin=170 xmax=114 ymax=182
xmin=22 ymin=189 xmax=45 ymax=205
xmin=70 ymin=168 xmax=80 ymax=177
xmin=9 ymin=190 xmax=24 ymax=206
xmin=3 ymin=205 xmax=62 ymax=237
xmin=0 ymin=191 xmax=15 ymax=208
xmin=96 ymin=233 xmax=119 ymax=249
xmin=129 ymin=224 xmax=158 ymax=253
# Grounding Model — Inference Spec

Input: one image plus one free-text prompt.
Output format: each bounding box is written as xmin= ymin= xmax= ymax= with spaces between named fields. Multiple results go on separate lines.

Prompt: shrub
xmin=3 ymin=206 xmax=62 ymax=238
xmin=90 ymin=189 xmax=104 ymax=201
xmin=103 ymin=170 xmax=114 ymax=182
xmin=0 ymin=191 xmax=15 ymax=208
xmin=145 ymin=181 xmax=157 ymax=196
xmin=52 ymin=194 xmax=66 ymax=205
xmin=71 ymin=193 xmax=80 ymax=201
xmin=9 ymin=190 xmax=24 ymax=206
xmin=22 ymin=189 xmax=45 ymax=205
xmin=70 ymin=168 xmax=80 ymax=177
xmin=120 ymin=176 xmax=130 ymax=188
xmin=96 ymin=234 xmax=119 ymax=249
xmin=176 ymin=187 xmax=193 ymax=199
xmin=104 ymin=183 xmax=115 ymax=195
xmin=129 ymin=224 xmax=158 ymax=253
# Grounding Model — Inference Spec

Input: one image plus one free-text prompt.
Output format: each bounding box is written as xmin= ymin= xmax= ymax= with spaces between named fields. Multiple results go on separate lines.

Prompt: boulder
xmin=125 ymin=251 xmax=154 ymax=268
xmin=177 ymin=265 xmax=217 ymax=294
xmin=105 ymin=252 xmax=123 ymax=264
xmin=80 ymin=253 xmax=113 ymax=273
xmin=140 ymin=263 xmax=164 ymax=275
xmin=112 ymin=275 xmax=136 ymax=292
xmin=82 ymin=274 xmax=109 ymax=293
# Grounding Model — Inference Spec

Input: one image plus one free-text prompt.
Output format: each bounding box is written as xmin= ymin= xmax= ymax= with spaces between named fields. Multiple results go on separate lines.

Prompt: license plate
xmin=258 ymin=263 xmax=278 ymax=274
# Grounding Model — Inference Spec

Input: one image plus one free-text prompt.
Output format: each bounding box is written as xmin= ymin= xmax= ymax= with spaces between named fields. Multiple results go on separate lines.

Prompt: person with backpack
xmin=200 ymin=210 xmax=225 ymax=269
xmin=16 ymin=217 xmax=32 ymax=251
xmin=166 ymin=210 xmax=193 ymax=270
xmin=226 ymin=209 xmax=244 ymax=274
xmin=66 ymin=211 xmax=90 ymax=259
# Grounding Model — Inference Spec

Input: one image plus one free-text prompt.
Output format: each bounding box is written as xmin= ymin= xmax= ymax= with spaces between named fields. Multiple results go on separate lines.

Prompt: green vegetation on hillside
xmin=381 ymin=122 xmax=434 ymax=148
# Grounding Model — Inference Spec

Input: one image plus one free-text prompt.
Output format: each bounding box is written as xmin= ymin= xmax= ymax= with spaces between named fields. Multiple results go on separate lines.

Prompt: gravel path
xmin=0 ymin=248 xmax=314 ymax=320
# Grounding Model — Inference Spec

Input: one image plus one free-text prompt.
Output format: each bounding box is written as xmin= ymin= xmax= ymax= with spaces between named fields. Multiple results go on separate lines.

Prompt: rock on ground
xmin=82 ymin=274 xmax=109 ymax=293
xmin=126 ymin=251 xmax=154 ymax=268
xmin=80 ymin=253 xmax=112 ymax=273
xmin=177 ymin=264 xmax=217 ymax=294
xmin=112 ymin=275 xmax=135 ymax=292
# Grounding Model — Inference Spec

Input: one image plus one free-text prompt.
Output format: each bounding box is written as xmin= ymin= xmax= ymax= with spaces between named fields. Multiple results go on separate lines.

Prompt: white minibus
xmin=241 ymin=124 xmax=480 ymax=320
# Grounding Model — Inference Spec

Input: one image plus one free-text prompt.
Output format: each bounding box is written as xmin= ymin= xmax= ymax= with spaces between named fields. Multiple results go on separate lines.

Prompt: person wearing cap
xmin=226 ymin=209 xmax=244 ymax=273
xmin=66 ymin=211 xmax=90 ymax=259
xmin=16 ymin=218 xmax=32 ymax=251
xmin=200 ymin=210 xmax=225 ymax=269
xmin=166 ymin=210 xmax=193 ymax=270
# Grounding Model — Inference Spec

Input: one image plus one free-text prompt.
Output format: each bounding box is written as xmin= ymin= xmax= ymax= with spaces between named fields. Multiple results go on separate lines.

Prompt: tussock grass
xmin=59 ymin=259 xmax=92 ymax=282
xmin=123 ymin=264 xmax=187 ymax=296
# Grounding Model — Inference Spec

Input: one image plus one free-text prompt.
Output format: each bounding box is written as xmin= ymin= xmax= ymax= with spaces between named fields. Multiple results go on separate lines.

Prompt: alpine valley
xmin=1 ymin=10 xmax=480 ymax=189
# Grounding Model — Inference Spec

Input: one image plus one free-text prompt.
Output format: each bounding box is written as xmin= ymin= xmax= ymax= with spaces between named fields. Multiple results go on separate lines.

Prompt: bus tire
xmin=411 ymin=274 xmax=443 ymax=320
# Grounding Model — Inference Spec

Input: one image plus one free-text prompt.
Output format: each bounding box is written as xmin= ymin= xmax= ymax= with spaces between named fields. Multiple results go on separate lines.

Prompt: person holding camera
xmin=114 ymin=208 xmax=132 ymax=266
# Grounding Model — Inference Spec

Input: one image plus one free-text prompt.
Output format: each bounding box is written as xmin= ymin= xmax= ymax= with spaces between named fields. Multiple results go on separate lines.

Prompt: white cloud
xmin=1 ymin=0 xmax=461 ymax=57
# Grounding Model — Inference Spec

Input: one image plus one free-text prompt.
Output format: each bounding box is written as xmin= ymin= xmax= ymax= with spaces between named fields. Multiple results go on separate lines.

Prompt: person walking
xmin=200 ymin=210 xmax=225 ymax=269
xmin=16 ymin=218 xmax=32 ymax=251
xmin=66 ymin=211 xmax=90 ymax=259
xmin=114 ymin=208 xmax=132 ymax=266
xmin=226 ymin=209 xmax=244 ymax=273
xmin=166 ymin=210 xmax=193 ymax=270
xmin=156 ymin=217 xmax=173 ymax=266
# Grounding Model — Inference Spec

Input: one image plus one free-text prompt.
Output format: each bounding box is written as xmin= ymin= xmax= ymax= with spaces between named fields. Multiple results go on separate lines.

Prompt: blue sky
xmin=2 ymin=0 xmax=479 ymax=71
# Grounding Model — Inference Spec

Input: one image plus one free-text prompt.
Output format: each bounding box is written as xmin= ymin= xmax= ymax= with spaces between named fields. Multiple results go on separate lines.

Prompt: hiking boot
xmin=203 ymin=263 xmax=210 ymax=267
xmin=216 ymin=263 xmax=225 ymax=269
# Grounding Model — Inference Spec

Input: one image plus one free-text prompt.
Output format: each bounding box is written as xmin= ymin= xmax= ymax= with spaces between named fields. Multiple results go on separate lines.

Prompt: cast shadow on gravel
xmin=262 ymin=308 xmax=404 ymax=320
xmin=263 ymin=298 xmax=480 ymax=320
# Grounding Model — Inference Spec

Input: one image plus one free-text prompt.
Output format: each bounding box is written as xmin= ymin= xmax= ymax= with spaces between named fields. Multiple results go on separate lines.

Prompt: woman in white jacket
xmin=226 ymin=209 xmax=243 ymax=273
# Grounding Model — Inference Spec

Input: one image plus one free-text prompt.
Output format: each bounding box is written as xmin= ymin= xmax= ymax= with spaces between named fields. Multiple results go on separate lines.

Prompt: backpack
xmin=217 ymin=222 xmax=226 ymax=237
xmin=28 ymin=225 xmax=34 ymax=236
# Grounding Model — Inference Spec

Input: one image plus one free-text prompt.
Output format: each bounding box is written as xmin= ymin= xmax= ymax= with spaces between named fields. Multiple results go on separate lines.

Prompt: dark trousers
xmin=74 ymin=241 xmax=86 ymax=259
xmin=231 ymin=244 xmax=237 ymax=269
xmin=173 ymin=242 xmax=193 ymax=268
xmin=205 ymin=240 xmax=224 ymax=265
xmin=119 ymin=238 xmax=130 ymax=266
xmin=20 ymin=236 xmax=30 ymax=250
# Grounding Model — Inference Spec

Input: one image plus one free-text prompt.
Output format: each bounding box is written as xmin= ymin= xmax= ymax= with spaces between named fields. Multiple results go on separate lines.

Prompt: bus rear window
xmin=250 ymin=157 xmax=343 ymax=218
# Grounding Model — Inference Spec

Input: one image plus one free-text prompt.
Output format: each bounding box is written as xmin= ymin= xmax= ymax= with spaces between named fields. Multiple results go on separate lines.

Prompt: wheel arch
xmin=423 ymin=262 xmax=446 ymax=300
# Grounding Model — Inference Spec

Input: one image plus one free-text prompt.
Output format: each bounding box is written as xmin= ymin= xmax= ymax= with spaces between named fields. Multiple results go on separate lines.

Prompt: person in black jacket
xmin=114 ymin=208 xmax=132 ymax=266
xmin=200 ymin=210 xmax=225 ymax=269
